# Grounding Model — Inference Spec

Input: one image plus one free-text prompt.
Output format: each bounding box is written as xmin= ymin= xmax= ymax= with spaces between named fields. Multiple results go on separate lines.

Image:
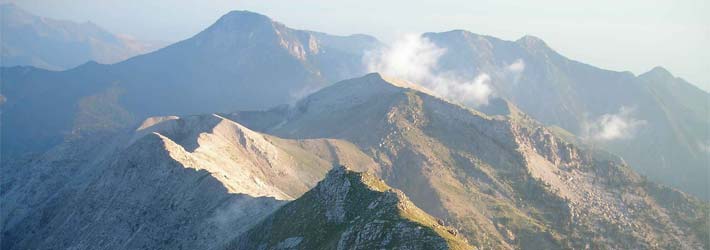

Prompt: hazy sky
xmin=7 ymin=0 xmax=709 ymax=90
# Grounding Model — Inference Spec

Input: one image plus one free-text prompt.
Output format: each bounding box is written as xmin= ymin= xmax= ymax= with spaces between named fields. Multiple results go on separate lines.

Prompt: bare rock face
xmin=0 ymin=115 xmax=379 ymax=250
xmin=424 ymin=30 xmax=710 ymax=200
xmin=511 ymin=125 xmax=585 ymax=167
xmin=317 ymin=166 xmax=352 ymax=224
xmin=227 ymin=166 xmax=473 ymax=250
xmin=234 ymin=73 xmax=709 ymax=250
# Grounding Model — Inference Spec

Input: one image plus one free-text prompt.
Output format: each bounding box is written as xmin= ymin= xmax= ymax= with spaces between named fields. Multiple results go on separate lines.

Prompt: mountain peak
xmin=229 ymin=165 xmax=473 ymax=250
xmin=439 ymin=29 xmax=477 ymax=37
xmin=206 ymin=10 xmax=274 ymax=32
xmin=516 ymin=35 xmax=546 ymax=45
xmin=641 ymin=66 xmax=674 ymax=79
xmin=320 ymin=165 xmax=392 ymax=196
xmin=221 ymin=10 xmax=271 ymax=21
xmin=517 ymin=34 xmax=544 ymax=43
xmin=516 ymin=34 xmax=550 ymax=49
xmin=423 ymin=29 xmax=495 ymax=43
xmin=292 ymin=73 xmax=404 ymax=115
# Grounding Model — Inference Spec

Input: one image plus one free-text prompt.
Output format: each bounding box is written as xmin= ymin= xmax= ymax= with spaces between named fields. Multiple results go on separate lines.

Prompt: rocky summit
xmin=227 ymin=165 xmax=473 ymax=250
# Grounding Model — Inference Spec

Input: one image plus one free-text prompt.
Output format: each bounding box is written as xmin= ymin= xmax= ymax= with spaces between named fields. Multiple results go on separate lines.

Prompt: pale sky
xmin=6 ymin=0 xmax=709 ymax=91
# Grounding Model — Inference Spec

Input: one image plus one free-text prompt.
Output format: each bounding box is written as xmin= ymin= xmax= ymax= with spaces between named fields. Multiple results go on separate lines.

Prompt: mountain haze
xmin=1 ymin=8 xmax=708 ymax=250
xmin=419 ymin=30 xmax=710 ymax=199
xmin=0 ymin=10 xmax=381 ymax=157
xmin=2 ymin=9 xmax=705 ymax=201
xmin=0 ymin=3 xmax=164 ymax=70
xmin=4 ymin=12 xmax=705 ymax=201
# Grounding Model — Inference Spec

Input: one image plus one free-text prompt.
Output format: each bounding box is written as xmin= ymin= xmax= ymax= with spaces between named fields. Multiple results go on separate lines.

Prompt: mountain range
xmin=2 ymin=73 xmax=706 ymax=249
xmin=0 ymin=4 xmax=165 ymax=70
xmin=1 ymin=7 xmax=708 ymax=250
xmin=1 ymin=10 xmax=380 ymax=157
xmin=2 ymin=9 xmax=707 ymax=201
xmin=421 ymin=31 xmax=710 ymax=200
xmin=231 ymin=73 xmax=708 ymax=249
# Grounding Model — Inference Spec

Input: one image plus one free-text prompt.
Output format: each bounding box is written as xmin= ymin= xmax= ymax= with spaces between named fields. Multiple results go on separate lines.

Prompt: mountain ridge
xmin=228 ymin=165 xmax=473 ymax=250
xmin=0 ymin=3 xmax=165 ymax=70
xmin=231 ymin=73 xmax=708 ymax=249
xmin=0 ymin=9 xmax=382 ymax=157
xmin=419 ymin=29 xmax=710 ymax=199
xmin=0 ymin=113 xmax=381 ymax=249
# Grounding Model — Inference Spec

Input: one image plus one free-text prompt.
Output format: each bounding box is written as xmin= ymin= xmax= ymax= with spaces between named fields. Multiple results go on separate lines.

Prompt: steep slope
xmin=233 ymin=73 xmax=709 ymax=249
xmin=421 ymin=30 xmax=710 ymax=199
xmin=0 ymin=3 xmax=164 ymax=70
xmin=623 ymin=67 xmax=710 ymax=199
xmin=0 ymin=10 xmax=381 ymax=157
xmin=1 ymin=114 xmax=378 ymax=250
xmin=227 ymin=166 xmax=473 ymax=250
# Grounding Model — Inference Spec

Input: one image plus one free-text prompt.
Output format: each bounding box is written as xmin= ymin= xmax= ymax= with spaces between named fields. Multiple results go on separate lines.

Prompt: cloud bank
xmin=584 ymin=107 xmax=646 ymax=141
xmin=364 ymin=34 xmax=494 ymax=107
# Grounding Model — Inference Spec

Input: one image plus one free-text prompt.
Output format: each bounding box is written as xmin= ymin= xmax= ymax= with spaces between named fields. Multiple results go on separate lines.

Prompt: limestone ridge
xmin=232 ymin=73 xmax=709 ymax=249
xmin=0 ymin=114 xmax=379 ymax=250
xmin=228 ymin=165 xmax=473 ymax=250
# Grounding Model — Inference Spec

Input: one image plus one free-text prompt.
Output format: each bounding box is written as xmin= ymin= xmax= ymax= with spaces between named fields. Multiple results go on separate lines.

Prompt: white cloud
xmin=364 ymin=34 xmax=444 ymax=82
xmin=584 ymin=106 xmax=646 ymax=141
xmin=364 ymin=34 xmax=494 ymax=107
xmin=505 ymin=58 xmax=526 ymax=86
xmin=433 ymin=73 xmax=494 ymax=107
xmin=507 ymin=59 xmax=525 ymax=74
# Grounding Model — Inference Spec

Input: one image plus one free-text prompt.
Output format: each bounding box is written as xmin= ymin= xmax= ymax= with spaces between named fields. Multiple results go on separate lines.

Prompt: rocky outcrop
xmin=423 ymin=30 xmax=710 ymax=200
xmin=0 ymin=115 xmax=379 ymax=250
xmin=227 ymin=166 xmax=473 ymax=250
xmin=234 ymin=73 xmax=709 ymax=250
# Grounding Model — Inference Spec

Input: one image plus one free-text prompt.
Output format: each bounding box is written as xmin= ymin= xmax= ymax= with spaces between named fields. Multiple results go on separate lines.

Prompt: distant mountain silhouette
xmin=0 ymin=3 xmax=165 ymax=70
xmin=0 ymin=10 xmax=381 ymax=156
xmin=421 ymin=30 xmax=710 ymax=199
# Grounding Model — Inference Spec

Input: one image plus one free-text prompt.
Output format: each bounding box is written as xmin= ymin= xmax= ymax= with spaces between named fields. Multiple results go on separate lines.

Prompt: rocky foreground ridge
xmin=0 ymin=114 xmax=378 ymax=249
xmin=228 ymin=166 xmax=473 ymax=250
